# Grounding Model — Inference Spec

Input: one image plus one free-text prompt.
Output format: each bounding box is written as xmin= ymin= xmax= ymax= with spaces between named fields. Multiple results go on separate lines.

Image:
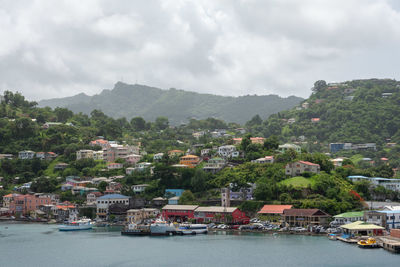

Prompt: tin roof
xmin=258 ymin=205 xmax=293 ymax=214
xmin=162 ymin=204 xmax=198 ymax=211
xmin=195 ymin=206 xmax=237 ymax=213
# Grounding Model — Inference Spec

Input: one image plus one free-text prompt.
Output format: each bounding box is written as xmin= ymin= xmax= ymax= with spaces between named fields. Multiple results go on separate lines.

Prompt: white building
xmin=18 ymin=151 xmax=36 ymax=160
xmin=132 ymin=184 xmax=150 ymax=194
xmin=76 ymin=150 xmax=103 ymax=160
xmin=217 ymin=145 xmax=239 ymax=158
xmin=153 ymin=153 xmax=164 ymax=161
xmin=96 ymin=194 xmax=130 ymax=220
xmin=251 ymin=156 xmax=274 ymax=164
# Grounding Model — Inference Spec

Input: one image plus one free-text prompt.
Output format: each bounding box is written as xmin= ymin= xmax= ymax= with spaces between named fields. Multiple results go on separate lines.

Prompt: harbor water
xmin=1 ymin=222 xmax=399 ymax=267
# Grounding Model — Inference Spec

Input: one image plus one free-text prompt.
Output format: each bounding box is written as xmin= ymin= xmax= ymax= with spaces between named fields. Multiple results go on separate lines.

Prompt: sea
xmin=0 ymin=222 xmax=399 ymax=267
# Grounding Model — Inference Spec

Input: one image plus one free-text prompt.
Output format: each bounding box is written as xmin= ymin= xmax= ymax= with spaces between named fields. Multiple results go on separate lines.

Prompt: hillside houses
xmin=217 ymin=145 xmax=239 ymax=158
xmin=285 ymin=161 xmax=320 ymax=176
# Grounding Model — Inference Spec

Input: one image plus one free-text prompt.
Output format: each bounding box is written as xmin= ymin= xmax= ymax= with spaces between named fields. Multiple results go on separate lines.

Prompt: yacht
xmin=178 ymin=224 xmax=208 ymax=235
xmin=150 ymin=221 xmax=177 ymax=235
xmin=58 ymin=218 xmax=93 ymax=231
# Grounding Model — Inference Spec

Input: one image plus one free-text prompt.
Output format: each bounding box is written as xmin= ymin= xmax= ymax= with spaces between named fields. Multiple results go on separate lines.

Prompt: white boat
xmin=58 ymin=218 xmax=93 ymax=231
xmin=178 ymin=224 xmax=208 ymax=235
xmin=150 ymin=221 xmax=177 ymax=235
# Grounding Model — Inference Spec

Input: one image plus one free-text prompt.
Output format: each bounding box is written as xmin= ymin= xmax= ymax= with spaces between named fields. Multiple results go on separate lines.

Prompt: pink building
xmin=9 ymin=194 xmax=52 ymax=215
xmin=124 ymin=154 xmax=142 ymax=165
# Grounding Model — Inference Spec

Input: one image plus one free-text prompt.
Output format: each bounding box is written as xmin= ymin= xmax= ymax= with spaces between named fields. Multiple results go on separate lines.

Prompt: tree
xmin=246 ymin=114 xmax=262 ymax=126
xmin=155 ymin=117 xmax=169 ymax=130
xmin=263 ymin=136 xmax=279 ymax=150
xmin=191 ymin=169 xmax=207 ymax=192
xmin=178 ymin=190 xmax=196 ymax=205
xmin=98 ymin=181 xmax=108 ymax=192
xmin=54 ymin=107 xmax=73 ymax=123
xmin=312 ymin=80 xmax=327 ymax=92
xmin=131 ymin=117 xmax=146 ymax=131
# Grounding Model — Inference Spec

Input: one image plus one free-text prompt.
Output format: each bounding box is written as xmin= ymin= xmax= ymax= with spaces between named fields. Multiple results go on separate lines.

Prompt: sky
xmin=1 ymin=0 xmax=400 ymax=101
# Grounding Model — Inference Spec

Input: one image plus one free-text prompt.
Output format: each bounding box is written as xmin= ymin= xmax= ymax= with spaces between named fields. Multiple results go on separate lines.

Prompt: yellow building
xmin=168 ymin=150 xmax=184 ymax=157
xmin=179 ymin=155 xmax=200 ymax=168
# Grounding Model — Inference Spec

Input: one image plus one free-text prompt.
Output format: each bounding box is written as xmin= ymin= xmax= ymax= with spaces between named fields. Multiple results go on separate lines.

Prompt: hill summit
xmin=38 ymin=82 xmax=303 ymax=125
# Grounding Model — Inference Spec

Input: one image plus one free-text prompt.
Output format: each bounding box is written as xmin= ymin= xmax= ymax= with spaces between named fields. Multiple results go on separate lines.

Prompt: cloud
xmin=0 ymin=0 xmax=400 ymax=100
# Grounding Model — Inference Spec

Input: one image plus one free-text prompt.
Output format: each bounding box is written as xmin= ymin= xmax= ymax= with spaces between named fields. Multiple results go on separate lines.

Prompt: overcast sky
xmin=1 ymin=0 xmax=400 ymax=100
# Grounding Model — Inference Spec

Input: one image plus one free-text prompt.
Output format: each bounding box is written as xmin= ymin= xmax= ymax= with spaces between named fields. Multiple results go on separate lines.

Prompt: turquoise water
xmin=0 ymin=222 xmax=399 ymax=267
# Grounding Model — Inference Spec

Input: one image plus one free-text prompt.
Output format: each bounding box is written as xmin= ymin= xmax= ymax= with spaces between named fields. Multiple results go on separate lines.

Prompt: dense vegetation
xmin=38 ymin=82 xmax=303 ymax=125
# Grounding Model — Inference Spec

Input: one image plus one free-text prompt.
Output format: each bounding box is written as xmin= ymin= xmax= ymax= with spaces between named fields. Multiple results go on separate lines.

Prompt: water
xmin=0 ymin=222 xmax=399 ymax=267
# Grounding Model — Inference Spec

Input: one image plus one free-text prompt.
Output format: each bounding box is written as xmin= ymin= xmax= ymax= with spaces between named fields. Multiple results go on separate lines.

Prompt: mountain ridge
xmin=38 ymin=82 xmax=304 ymax=125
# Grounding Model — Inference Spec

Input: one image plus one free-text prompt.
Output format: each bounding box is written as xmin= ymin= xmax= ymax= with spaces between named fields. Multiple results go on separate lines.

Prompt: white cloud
xmin=0 ymin=0 xmax=400 ymax=100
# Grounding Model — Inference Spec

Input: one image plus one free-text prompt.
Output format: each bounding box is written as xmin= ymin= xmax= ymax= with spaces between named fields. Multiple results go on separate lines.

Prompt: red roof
xmin=381 ymin=157 xmax=389 ymax=161
xmin=283 ymin=208 xmax=330 ymax=217
xmin=298 ymin=161 xmax=320 ymax=166
xmin=258 ymin=205 xmax=293 ymax=214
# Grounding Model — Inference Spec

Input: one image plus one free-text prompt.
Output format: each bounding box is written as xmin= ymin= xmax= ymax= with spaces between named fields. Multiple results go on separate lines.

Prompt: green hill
xmin=259 ymin=79 xmax=400 ymax=147
xmin=38 ymin=82 xmax=303 ymax=125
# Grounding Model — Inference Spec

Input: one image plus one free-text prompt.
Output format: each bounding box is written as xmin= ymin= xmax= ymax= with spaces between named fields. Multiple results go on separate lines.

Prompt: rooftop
xmin=162 ymin=204 xmax=198 ymax=211
xmin=333 ymin=211 xmax=364 ymax=218
xmin=195 ymin=206 xmax=237 ymax=213
xmin=340 ymin=221 xmax=384 ymax=230
xmin=258 ymin=205 xmax=293 ymax=214
xmin=97 ymin=194 xmax=129 ymax=200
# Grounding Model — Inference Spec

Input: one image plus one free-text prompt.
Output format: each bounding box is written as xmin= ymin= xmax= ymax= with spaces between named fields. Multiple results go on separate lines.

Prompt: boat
xmin=178 ymin=224 xmax=208 ymax=235
xmin=328 ymin=233 xmax=337 ymax=240
xmin=121 ymin=223 xmax=150 ymax=236
xmin=150 ymin=221 xmax=177 ymax=236
xmin=358 ymin=237 xmax=379 ymax=248
xmin=58 ymin=218 xmax=93 ymax=231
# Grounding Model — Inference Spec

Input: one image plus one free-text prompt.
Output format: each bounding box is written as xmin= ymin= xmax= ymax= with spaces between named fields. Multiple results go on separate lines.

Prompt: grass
xmin=280 ymin=176 xmax=312 ymax=188
xmin=350 ymin=154 xmax=364 ymax=164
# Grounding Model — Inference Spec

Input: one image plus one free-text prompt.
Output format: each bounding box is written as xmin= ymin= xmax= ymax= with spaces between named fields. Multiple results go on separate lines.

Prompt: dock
xmin=336 ymin=236 xmax=358 ymax=243
xmin=378 ymin=237 xmax=400 ymax=253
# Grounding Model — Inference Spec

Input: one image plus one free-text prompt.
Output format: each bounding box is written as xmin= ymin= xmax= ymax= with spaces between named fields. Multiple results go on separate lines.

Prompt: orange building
xmin=179 ymin=155 xmax=200 ymax=168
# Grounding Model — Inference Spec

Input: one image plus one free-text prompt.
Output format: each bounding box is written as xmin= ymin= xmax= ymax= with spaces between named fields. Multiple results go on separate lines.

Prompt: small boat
xmin=121 ymin=223 xmax=150 ymax=236
xmin=358 ymin=238 xmax=379 ymax=248
xmin=58 ymin=218 xmax=93 ymax=231
xmin=178 ymin=224 xmax=208 ymax=235
xmin=328 ymin=234 xmax=337 ymax=240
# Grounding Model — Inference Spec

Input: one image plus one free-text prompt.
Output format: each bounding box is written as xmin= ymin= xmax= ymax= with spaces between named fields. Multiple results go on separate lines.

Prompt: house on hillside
xmin=217 ymin=145 xmax=239 ymax=158
xmin=278 ymin=144 xmax=301 ymax=154
xmin=203 ymin=158 xmax=226 ymax=173
xmin=179 ymin=155 xmax=200 ymax=168
xmin=285 ymin=161 xmax=320 ymax=176
xmin=18 ymin=151 xmax=35 ymax=160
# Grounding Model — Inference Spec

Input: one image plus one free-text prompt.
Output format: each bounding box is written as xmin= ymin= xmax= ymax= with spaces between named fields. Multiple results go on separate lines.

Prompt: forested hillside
xmin=38 ymin=82 xmax=303 ymax=125
xmin=249 ymin=79 xmax=400 ymax=148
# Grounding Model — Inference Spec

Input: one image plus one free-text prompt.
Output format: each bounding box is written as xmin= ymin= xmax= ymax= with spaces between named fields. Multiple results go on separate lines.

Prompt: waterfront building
xmin=340 ymin=221 xmax=384 ymax=236
xmin=194 ymin=206 xmax=249 ymax=224
xmin=375 ymin=210 xmax=400 ymax=230
xmin=282 ymin=209 xmax=330 ymax=227
xmin=9 ymin=194 xmax=52 ymax=216
xmin=96 ymin=194 xmax=130 ymax=221
xmin=258 ymin=205 xmax=293 ymax=222
xmin=126 ymin=208 xmax=159 ymax=224
xmin=285 ymin=161 xmax=320 ymax=177
xmin=331 ymin=211 xmax=364 ymax=227
xmin=86 ymin=192 xmax=103 ymax=205
xmin=161 ymin=205 xmax=198 ymax=222
xmin=2 ymin=193 xmax=21 ymax=208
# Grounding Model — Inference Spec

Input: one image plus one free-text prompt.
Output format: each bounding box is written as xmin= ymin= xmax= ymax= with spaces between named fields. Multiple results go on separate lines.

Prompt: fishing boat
xmin=150 ymin=220 xmax=177 ymax=236
xmin=121 ymin=223 xmax=150 ymax=236
xmin=58 ymin=218 xmax=93 ymax=231
xmin=178 ymin=224 xmax=208 ymax=235
xmin=358 ymin=237 xmax=379 ymax=248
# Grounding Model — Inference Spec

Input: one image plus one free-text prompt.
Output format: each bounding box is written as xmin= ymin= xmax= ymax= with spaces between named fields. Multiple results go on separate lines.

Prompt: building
xmin=285 ymin=161 xmax=320 ymax=176
xmin=217 ymin=145 xmax=239 ymax=158
xmin=18 ymin=151 xmax=36 ymax=160
xmin=331 ymin=211 xmax=365 ymax=227
xmin=89 ymin=139 xmax=109 ymax=149
xmin=168 ymin=196 xmax=180 ymax=205
xmin=311 ymin=118 xmax=320 ymax=123
xmin=200 ymin=149 xmax=211 ymax=157
xmin=54 ymin=163 xmax=69 ymax=170
xmin=36 ymin=152 xmax=57 ymax=160
xmin=0 ymin=154 xmax=13 ymax=160
xmin=168 ymin=150 xmax=184 ymax=157
xmin=376 ymin=210 xmax=400 ymax=230
xmin=278 ymin=144 xmax=301 ymax=154
xmin=229 ymin=183 xmax=256 ymax=201
xmin=194 ymin=206 xmax=249 ymax=224
xmin=131 ymin=184 xmax=149 ymax=194
xmin=161 ymin=205 xmax=199 ymax=222
xmin=257 ymin=205 xmax=293 ymax=222
xmin=165 ymin=189 xmax=185 ymax=198
xmin=221 ymin=188 xmax=230 ymax=207
xmin=86 ymin=192 xmax=103 ymax=205
xmin=340 ymin=221 xmax=384 ymax=236
xmin=282 ymin=209 xmax=330 ymax=227
xmin=76 ymin=150 xmax=103 ymax=160
xmin=363 ymin=210 xmax=387 ymax=228
xmin=153 ymin=153 xmax=164 ymax=161
xmin=347 ymin=176 xmax=400 ymax=192
xmin=203 ymin=158 xmax=226 ymax=173
xmin=96 ymin=194 xmax=130 ymax=221
xmin=107 ymin=163 xmax=123 ymax=170
xmin=103 ymin=144 xmax=140 ymax=162
xmin=126 ymin=208 xmax=159 ymax=224
xmin=251 ymin=156 xmax=274 ymax=164
xmin=329 ymin=143 xmax=376 ymax=153
xmin=2 ymin=193 xmax=21 ymax=208
xmin=9 ymin=194 xmax=52 ymax=216
xmin=179 ymin=155 xmax=200 ymax=168
xmin=124 ymin=154 xmax=142 ymax=165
